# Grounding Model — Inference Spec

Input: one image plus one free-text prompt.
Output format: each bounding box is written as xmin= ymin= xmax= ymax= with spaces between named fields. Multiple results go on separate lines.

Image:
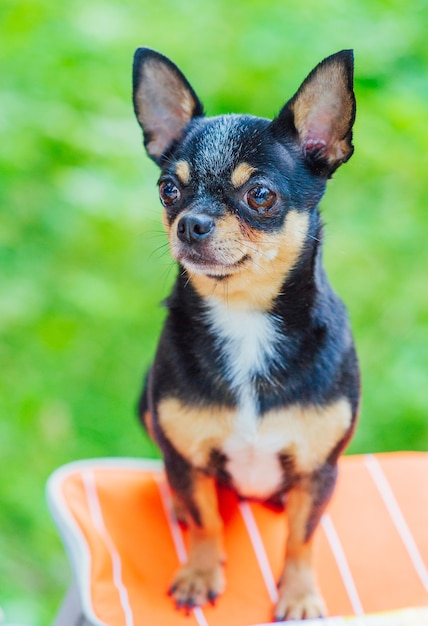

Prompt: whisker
xmin=183 ymin=269 xmax=192 ymax=289
xmin=148 ymin=242 xmax=171 ymax=261
xmin=300 ymin=230 xmax=320 ymax=243
xmin=144 ymin=230 xmax=168 ymax=238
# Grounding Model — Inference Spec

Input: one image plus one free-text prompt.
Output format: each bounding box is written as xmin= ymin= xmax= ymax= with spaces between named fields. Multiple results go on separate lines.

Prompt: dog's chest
xmin=206 ymin=300 xmax=284 ymax=497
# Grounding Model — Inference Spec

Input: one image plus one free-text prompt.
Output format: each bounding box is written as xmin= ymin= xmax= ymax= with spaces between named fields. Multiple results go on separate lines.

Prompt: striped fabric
xmin=47 ymin=453 xmax=428 ymax=626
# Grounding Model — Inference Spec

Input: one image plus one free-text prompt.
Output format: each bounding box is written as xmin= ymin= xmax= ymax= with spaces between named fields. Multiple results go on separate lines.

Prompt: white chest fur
xmin=205 ymin=299 xmax=284 ymax=497
xmin=206 ymin=299 xmax=279 ymax=391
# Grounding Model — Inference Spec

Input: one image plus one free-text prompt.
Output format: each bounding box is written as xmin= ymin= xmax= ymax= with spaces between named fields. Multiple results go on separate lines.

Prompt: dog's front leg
xmin=275 ymin=465 xmax=337 ymax=621
xmin=168 ymin=471 xmax=225 ymax=610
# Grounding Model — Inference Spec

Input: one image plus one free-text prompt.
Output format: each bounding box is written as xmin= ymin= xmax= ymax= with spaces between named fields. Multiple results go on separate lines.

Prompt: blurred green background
xmin=1 ymin=0 xmax=427 ymax=622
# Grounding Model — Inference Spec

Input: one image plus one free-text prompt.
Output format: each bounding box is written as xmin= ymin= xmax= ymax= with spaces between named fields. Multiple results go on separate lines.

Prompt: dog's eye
xmin=245 ymin=185 xmax=276 ymax=213
xmin=159 ymin=181 xmax=181 ymax=207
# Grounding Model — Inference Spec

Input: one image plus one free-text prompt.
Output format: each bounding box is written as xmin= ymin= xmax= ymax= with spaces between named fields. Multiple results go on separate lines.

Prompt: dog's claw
xmin=167 ymin=584 xmax=177 ymax=597
xmin=185 ymin=598 xmax=195 ymax=615
xmin=207 ymin=590 xmax=218 ymax=606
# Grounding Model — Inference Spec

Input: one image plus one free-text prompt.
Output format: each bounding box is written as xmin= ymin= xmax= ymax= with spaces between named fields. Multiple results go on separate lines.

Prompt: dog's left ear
xmin=271 ymin=50 xmax=356 ymax=176
xmin=133 ymin=48 xmax=204 ymax=164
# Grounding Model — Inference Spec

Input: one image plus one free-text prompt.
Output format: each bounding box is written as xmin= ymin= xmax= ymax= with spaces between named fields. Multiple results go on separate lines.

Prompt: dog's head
xmin=133 ymin=49 xmax=355 ymax=309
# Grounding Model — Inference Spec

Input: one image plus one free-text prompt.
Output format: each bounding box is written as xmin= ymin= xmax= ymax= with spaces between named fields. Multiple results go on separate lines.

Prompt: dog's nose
xmin=177 ymin=214 xmax=214 ymax=244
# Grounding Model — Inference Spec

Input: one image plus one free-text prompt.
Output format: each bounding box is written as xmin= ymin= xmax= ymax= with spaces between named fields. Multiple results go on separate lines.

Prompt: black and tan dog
xmin=133 ymin=48 xmax=360 ymax=621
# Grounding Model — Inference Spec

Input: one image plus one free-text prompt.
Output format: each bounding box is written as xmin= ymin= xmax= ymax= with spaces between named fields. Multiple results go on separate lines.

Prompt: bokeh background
xmin=1 ymin=0 xmax=427 ymax=622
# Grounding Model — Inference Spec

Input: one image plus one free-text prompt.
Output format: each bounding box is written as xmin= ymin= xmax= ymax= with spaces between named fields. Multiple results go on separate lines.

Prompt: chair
xmin=47 ymin=453 xmax=428 ymax=625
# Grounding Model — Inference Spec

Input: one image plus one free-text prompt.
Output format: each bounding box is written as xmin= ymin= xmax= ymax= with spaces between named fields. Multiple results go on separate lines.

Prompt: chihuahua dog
xmin=133 ymin=48 xmax=360 ymax=621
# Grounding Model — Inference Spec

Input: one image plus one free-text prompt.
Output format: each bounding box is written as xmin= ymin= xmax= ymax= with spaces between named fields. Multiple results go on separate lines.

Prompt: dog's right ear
xmin=133 ymin=48 xmax=204 ymax=164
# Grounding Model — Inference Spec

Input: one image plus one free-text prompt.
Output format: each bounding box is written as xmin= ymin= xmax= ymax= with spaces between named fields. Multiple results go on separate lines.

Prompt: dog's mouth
xmin=179 ymin=252 xmax=251 ymax=278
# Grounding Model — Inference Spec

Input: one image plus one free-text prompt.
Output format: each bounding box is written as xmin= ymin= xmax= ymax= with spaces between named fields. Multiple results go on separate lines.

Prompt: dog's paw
xmin=275 ymin=568 xmax=326 ymax=622
xmin=274 ymin=585 xmax=326 ymax=621
xmin=168 ymin=564 xmax=225 ymax=611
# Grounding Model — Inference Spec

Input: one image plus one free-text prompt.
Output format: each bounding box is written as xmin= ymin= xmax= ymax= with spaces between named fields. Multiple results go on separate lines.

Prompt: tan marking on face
xmin=186 ymin=209 xmax=310 ymax=311
xmin=175 ymin=160 xmax=191 ymax=185
xmin=158 ymin=398 xmax=235 ymax=468
xmin=230 ymin=162 xmax=257 ymax=188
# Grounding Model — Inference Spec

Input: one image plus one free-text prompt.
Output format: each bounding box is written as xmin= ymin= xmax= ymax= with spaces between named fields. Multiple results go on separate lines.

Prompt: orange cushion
xmin=47 ymin=453 xmax=428 ymax=625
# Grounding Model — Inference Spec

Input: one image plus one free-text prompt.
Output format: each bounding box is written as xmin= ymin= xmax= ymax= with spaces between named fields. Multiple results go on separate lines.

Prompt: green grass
xmin=1 ymin=0 xmax=427 ymax=622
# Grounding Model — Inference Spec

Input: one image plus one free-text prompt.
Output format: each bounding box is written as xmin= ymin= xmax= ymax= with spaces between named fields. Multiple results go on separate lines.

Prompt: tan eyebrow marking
xmin=231 ymin=162 xmax=257 ymax=188
xmin=175 ymin=160 xmax=191 ymax=184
